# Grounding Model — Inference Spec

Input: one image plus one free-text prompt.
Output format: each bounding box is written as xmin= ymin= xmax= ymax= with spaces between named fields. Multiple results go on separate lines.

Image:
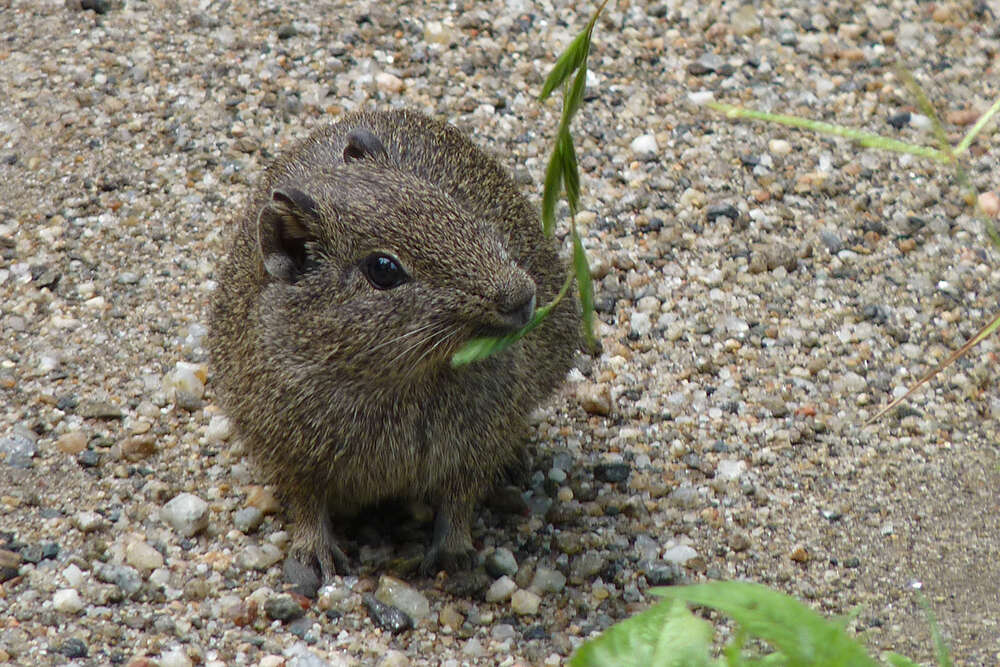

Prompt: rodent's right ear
xmin=256 ymin=188 xmax=320 ymax=283
xmin=343 ymin=128 xmax=389 ymax=163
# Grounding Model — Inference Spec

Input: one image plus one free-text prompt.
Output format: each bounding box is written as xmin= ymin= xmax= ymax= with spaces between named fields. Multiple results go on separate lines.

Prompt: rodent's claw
xmin=419 ymin=545 xmax=478 ymax=577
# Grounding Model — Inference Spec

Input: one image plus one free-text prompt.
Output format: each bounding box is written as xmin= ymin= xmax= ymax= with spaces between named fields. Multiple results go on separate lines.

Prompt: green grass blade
xmin=559 ymin=128 xmax=580 ymax=215
xmin=563 ymin=57 xmax=589 ymax=125
xmin=653 ymin=582 xmax=879 ymax=666
xmin=539 ymin=28 xmax=592 ymax=102
xmin=541 ymin=142 xmax=564 ymax=236
xmin=451 ymin=272 xmax=574 ymax=367
xmin=897 ymin=68 xmax=952 ymax=154
xmin=572 ymin=227 xmax=597 ymax=351
xmin=706 ymin=102 xmax=950 ymax=162
xmin=570 ymin=599 xmax=716 ymax=667
xmin=955 ymin=94 xmax=1000 ymax=155
xmin=915 ymin=593 xmax=953 ymax=667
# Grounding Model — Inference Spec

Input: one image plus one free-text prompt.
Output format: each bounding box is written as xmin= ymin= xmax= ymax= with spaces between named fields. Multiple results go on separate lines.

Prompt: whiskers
xmin=382 ymin=320 xmax=464 ymax=377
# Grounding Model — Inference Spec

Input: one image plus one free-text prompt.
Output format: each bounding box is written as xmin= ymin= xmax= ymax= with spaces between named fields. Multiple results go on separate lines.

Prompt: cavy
xmin=209 ymin=109 xmax=578 ymax=582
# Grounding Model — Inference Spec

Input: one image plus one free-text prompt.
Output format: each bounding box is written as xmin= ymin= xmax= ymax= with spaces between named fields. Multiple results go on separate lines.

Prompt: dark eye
xmin=361 ymin=253 xmax=408 ymax=290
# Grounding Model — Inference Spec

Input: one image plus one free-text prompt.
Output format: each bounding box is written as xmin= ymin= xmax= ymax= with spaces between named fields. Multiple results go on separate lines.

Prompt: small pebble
xmin=53 ymin=588 xmax=84 ymax=614
xmin=55 ymin=432 xmax=88 ymax=454
xmin=96 ymin=563 xmax=143 ymax=597
xmin=510 ymin=589 xmax=541 ymax=615
xmin=578 ymin=383 xmax=612 ymax=416
xmin=246 ymin=486 xmax=282 ymax=514
xmin=73 ymin=510 xmax=105 ymax=533
xmin=161 ymin=493 xmax=209 ymax=537
xmin=204 ymin=415 xmax=232 ymax=442
xmin=530 ymin=567 xmax=566 ymax=595
xmin=1 ymin=427 xmax=37 ymax=467
xmin=375 ymin=575 xmax=430 ymax=620
xmin=237 ymin=544 xmax=283 ymax=571
xmin=363 ymin=594 xmax=413 ymax=634
xmin=439 ymin=604 xmax=465 ymax=630
xmin=593 ymin=463 xmax=630 ymax=484
xmin=233 ymin=507 xmax=264 ymax=533
xmin=768 ymin=139 xmax=792 ymax=156
xmin=629 ymin=134 xmax=658 ymax=159
xmin=663 ymin=545 xmax=699 ymax=566
xmin=126 ymin=540 xmax=165 ymax=571
xmin=378 ymin=650 xmax=411 ymax=667
xmin=158 ymin=649 xmax=193 ymax=667
xmin=265 ymin=594 xmax=306 ymax=622
xmin=485 ymin=548 xmax=518 ymax=578
xmin=56 ymin=638 xmax=88 ymax=659
xmin=485 ymin=575 xmax=517 ymax=602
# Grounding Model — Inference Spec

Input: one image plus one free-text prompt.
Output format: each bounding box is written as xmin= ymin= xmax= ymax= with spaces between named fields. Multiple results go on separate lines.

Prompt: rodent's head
xmin=252 ymin=129 xmax=536 ymax=384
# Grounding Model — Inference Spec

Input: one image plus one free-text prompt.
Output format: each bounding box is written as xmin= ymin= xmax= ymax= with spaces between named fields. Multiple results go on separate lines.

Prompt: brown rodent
xmin=209 ymin=109 xmax=578 ymax=582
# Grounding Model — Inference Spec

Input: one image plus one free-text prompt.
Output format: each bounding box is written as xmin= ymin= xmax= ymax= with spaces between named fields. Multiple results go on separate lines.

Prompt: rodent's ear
xmin=257 ymin=188 xmax=320 ymax=283
xmin=343 ymin=128 xmax=388 ymax=163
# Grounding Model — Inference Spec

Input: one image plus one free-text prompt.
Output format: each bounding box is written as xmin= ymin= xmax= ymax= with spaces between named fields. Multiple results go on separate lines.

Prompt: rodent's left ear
xmin=257 ymin=188 xmax=320 ymax=283
xmin=343 ymin=128 xmax=389 ymax=163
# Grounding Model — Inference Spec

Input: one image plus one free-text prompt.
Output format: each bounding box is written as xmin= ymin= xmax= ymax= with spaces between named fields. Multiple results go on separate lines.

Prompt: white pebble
xmin=73 ymin=510 xmax=105 ymax=533
xmin=629 ymin=133 xmax=658 ymax=158
xmin=205 ymin=415 xmax=232 ymax=442
xmin=485 ymin=575 xmax=517 ymax=602
xmin=375 ymin=72 xmax=405 ymax=94
xmin=126 ymin=540 xmax=165 ymax=571
xmin=716 ymin=459 xmax=747 ymax=482
xmin=376 ymin=575 xmax=430 ymax=620
xmin=510 ymin=589 xmax=541 ymax=615
xmin=162 ymin=362 xmax=207 ymax=401
xmin=62 ymin=563 xmax=85 ymax=588
xmin=161 ymin=492 xmax=209 ymax=537
xmin=687 ymin=90 xmax=715 ymax=105
xmin=53 ymin=588 xmax=84 ymax=614
xmin=663 ymin=544 xmax=699 ymax=565
xmin=158 ymin=648 xmax=193 ymax=667
xmin=768 ymin=139 xmax=792 ymax=156
xmin=629 ymin=312 xmax=652 ymax=338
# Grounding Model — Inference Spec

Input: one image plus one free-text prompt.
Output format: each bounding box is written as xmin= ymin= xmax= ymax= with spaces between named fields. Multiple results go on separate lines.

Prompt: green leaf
xmin=539 ymin=27 xmax=593 ymax=102
xmin=559 ymin=128 xmax=580 ymax=216
xmin=706 ymin=102 xmax=950 ymax=163
xmin=652 ymin=582 xmax=879 ymax=667
xmin=569 ymin=599 xmax=716 ymax=667
xmin=572 ymin=227 xmax=597 ymax=351
xmin=541 ymin=142 xmax=564 ymax=237
xmin=883 ymin=654 xmax=922 ymax=667
xmin=451 ymin=272 xmax=574 ymax=367
xmin=563 ymin=56 xmax=590 ymax=125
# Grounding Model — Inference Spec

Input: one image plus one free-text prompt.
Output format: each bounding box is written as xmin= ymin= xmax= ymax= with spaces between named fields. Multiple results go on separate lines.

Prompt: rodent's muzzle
xmin=495 ymin=290 xmax=536 ymax=332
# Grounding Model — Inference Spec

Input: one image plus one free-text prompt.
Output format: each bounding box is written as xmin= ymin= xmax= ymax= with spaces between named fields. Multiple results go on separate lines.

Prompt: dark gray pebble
xmin=363 ymin=593 xmax=413 ymax=634
xmin=264 ymin=593 xmax=306 ymax=622
xmin=56 ymin=638 xmax=88 ymax=659
xmin=593 ymin=463 xmax=630 ymax=484
xmin=706 ymin=203 xmax=740 ymax=223
xmin=887 ymin=111 xmax=911 ymax=129
xmin=96 ymin=563 xmax=143 ymax=597
xmin=642 ymin=561 xmax=686 ymax=587
xmin=283 ymin=556 xmax=321 ymax=600
xmin=77 ymin=449 xmax=100 ymax=468
xmin=80 ymin=0 xmax=110 ymax=13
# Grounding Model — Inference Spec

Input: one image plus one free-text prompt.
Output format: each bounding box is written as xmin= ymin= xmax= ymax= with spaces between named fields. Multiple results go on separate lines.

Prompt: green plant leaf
xmin=955 ymin=94 xmax=1000 ymax=156
xmin=915 ymin=592 xmax=953 ymax=667
xmin=542 ymin=143 xmax=564 ymax=236
xmin=572 ymin=227 xmax=597 ymax=351
xmin=539 ymin=27 xmax=593 ymax=102
xmin=569 ymin=599 xmax=716 ymax=667
xmin=563 ymin=56 xmax=590 ymax=126
xmin=559 ymin=129 xmax=581 ymax=216
xmin=652 ymin=582 xmax=879 ymax=667
xmin=706 ymin=102 xmax=949 ymax=162
xmin=883 ymin=654 xmax=921 ymax=667
xmin=451 ymin=271 xmax=574 ymax=367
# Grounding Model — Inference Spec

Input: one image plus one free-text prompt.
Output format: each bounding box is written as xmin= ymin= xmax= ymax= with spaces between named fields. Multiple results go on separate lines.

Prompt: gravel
xmin=1 ymin=0 xmax=998 ymax=665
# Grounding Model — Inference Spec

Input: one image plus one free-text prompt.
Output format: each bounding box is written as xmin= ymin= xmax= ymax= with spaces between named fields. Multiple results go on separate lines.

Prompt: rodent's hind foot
xmin=419 ymin=501 xmax=477 ymax=576
xmin=419 ymin=544 xmax=477 ymax=577
xmin=284 ymin=510 xmax=351 ymax=596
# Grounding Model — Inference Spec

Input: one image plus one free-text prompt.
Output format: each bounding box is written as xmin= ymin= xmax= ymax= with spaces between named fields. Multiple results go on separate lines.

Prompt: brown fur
xmin=209 ymin=109 xmax=578 ymax=578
